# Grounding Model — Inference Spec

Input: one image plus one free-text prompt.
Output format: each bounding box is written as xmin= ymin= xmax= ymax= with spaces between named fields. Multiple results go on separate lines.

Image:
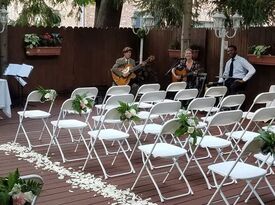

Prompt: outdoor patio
xmin=0 ymin=97 xmax=274 ymax=205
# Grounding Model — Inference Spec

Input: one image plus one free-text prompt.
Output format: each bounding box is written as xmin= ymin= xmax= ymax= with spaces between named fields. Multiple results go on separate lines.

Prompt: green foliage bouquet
xmin=37 ymin=86 xmax=56 ymax=102
xmin=0 ymin=169 xmax=42 ymax=205
xmin=174 ymin=111 xmax=203 ymax=147
xmin=116 ymin=101 xmax=140 ymax=122
xmin=256 ymin=129 xmax=275 ymax=155
xmin=72 ymin=94 xmax=94 ymax=115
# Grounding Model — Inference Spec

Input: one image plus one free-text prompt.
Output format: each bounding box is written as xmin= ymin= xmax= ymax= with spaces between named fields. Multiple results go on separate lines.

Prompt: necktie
xmin=229 ymin=58 xmax=234 ymax=77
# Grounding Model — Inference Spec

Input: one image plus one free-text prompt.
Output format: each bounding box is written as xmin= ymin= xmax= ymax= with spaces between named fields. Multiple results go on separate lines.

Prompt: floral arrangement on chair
xmin=174 ymin=111 xmax=203 ymax=147
xmin=37 ymin=86 xmax=56 ymax=102
xmin=72 ymin=94 xmax=94 ymax=115
xmin=256 ymin=129 xmax=275 ymax=155
xmin=0 ymin=169 xmax=42 ymax=205
xmin=116 ymin=101 xmax=140 ymax=122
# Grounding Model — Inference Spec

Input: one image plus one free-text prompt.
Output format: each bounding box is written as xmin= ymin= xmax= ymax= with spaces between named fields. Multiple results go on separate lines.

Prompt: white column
xmin=219 ymin=35 xmax=225 ymax=82
xmin=139 ymin=37 xmax=144 ymax=64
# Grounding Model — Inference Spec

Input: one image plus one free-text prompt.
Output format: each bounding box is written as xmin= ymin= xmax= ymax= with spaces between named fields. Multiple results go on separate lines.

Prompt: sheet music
xmin=3 ymin=63 xmax=33 ymax=78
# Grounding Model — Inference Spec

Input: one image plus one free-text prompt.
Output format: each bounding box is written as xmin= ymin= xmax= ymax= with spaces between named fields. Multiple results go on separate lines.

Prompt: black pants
xmin=225 ymin=78 xmax=246 ymax=95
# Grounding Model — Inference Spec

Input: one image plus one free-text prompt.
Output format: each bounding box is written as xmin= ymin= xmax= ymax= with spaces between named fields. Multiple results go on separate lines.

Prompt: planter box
xmin=168 ymin=49 xmax=181 ymax=59
xmin=26 ymin=47 xmax=62 ymax=56
xmin=247 ymin=54 xmax=275 ymax=66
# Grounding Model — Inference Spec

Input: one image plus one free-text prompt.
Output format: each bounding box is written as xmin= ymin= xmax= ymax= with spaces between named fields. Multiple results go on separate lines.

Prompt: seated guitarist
xmin=171 ymin=48 xmax=201 ymax=88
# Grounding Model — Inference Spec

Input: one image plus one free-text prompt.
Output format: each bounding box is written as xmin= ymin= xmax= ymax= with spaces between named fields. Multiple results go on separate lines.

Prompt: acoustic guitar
xmin=111 ymin=55 xmax=155 ymax=85
xmin=172 ymin=68 xmax=189 ymax=82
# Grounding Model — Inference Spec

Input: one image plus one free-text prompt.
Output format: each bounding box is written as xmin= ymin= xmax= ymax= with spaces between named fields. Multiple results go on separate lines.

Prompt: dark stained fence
xmin=5 ymin=26 xmax=275 ymax=108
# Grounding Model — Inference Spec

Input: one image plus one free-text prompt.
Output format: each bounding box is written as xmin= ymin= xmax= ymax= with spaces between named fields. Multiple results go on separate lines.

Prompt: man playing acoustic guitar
xmin=171 ymin=48 xmax=201 ymax=88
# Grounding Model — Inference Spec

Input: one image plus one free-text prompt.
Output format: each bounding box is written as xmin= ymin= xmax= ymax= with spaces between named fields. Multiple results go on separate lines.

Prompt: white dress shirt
xmin=223 ymin=55 xmax=256 ymax=82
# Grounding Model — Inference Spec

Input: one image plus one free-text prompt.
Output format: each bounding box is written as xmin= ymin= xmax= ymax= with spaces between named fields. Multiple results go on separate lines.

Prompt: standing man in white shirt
xmin=221 ymin=45 xmax=256 ymax=95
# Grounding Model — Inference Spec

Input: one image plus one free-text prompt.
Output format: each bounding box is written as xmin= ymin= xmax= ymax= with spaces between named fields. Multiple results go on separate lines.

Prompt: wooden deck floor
xmin=0 ymin=99 xmax=275 ymax=205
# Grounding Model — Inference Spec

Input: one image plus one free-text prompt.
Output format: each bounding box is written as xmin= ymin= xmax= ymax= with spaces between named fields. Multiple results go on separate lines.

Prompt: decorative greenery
xmin=174 ymin=111 xmax=202 ymax=147
xmin=37 ymin=86 xmax=56 ymax=102
xmin=116 ymin=101 xmax=140 ymax=122
xmin=24 ymin=33 xmax=62 ymax=48
xmin=72 ymin=94 xmax=94 ymax=115
xmin=0 ymin=168 xmax=42 ymax=205
xmin=256 ymin=129 xmax=275 ymax=155
xmin=248 ymin=45 xmax=271 ymax=58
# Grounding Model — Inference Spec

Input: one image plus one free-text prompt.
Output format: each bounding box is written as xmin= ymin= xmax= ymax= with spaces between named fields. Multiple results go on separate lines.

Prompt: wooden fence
xmin=3 ymin=26 xmax=275 ymax=108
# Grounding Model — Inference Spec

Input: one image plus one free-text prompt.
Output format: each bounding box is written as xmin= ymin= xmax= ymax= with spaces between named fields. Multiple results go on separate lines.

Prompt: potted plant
xmin=24 ymin=33 xmax=62 ymax=56
xmin=168 ymin=39 xmax=181 ymax=59
xmin=247 ymin=44 xmax=275 ymax=66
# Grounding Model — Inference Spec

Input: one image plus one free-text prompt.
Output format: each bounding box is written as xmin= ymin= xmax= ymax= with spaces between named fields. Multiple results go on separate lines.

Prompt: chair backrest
xmin=220 ymin=94 xmax=245 ymax=109
xmin=204 ymin=86 xmax=227 ymax=98
xmin=150 ymin=101 xmax=181 ymax=116
xmin=24 ymin=89 xmax=57 ymax=113
xmin=208 ymin=110 xmax=243 ymax=127
xmin=160 ymin=118 xmax=181 ymax=135
xmin=103 ymin=94 xmax=134 ymax=109
xmin=138 ymin=91 xmax=166 ymax=104
xmin=246 ymin=92 xmax=275 ymax=114
xmin=134 ymin=83 xmax=160 ymax=101
xmin=174 ymin=88 xmax=198 ymax=101
xmin=166 ymin=82 xmax=187 ymax=92
xmin=267 ymin=85 xmax=275 ymax=107
xmin=70 ymin=87 xmax=98 ymax=99
xmin=187 ymin=97 xmax=216 ymax=112
xmin=251 ymin=107 xmax=275 ymax=122
xmin=101 ymin=85 xmax=131 ymax=106
xmin=20 ymin=174 xmax=43 ymax=205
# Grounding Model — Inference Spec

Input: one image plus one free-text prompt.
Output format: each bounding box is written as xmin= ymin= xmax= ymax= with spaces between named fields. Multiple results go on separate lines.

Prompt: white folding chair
xmin=46 ymin=98 xmax=90 ymax=163
xmin=164 ymin=82 xmax=187 ymax=102
xmin=207 ymin=138 xmax=273 ymax=205
xmin=266 ymin=85 xmax=275 ymax=107
xmin=131 ymin=118 xmax=193 ymax=202
xmin=82 ymin=107 xmax=135 ymax=179
xmin=200 ymin=86 xmax=227 ymax=113
xmin=133 ymin=83 xmax=160 ymax=102
xmin=95 ymin=85 xmax=130 ymax=114
xmin=14 ymin=89 xmax=57 ymax=149
xmin=130 ymin=101 xmax=182 ymax=160
xmin=20 ymin=174 xmax=44 ymax=205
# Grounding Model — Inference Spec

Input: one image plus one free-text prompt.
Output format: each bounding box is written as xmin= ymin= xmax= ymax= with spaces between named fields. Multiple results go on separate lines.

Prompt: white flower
xmin=24 ymin=191 xmax=35 ymax=202
xmin=44 ymin=92 xmax=51 ymax=99
xmin=9 ymin=183 xmax=21 ymax=195
xmin=129 ymin=108 xmax=136 ymax=116
xmin=187 ymin=126 xmax=195 ymax=134
xmin=187 ymin=119 xmax=196 ymax=126
xmin=83 ymin=99 xmax=88 ymax=105
xmin=125 ymin=111 xmax=132 ymax=119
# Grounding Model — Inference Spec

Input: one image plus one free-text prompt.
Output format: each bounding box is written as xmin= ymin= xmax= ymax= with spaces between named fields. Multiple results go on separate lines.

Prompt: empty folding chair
xmin=82 ymin=107 xmax=135 ymax=179
xmin=131 ymin=118 xmax=193 ymax=202
xmin=172 ymin=88 xmax=198 ymax=112
xmin=207 ymin=138 xmax=273 ymax=205
xmin=266 ymin=85 xmax=275 ymax=107
xmin=14 ymin=89 xmax=57 ymax=149
xmin=46 ymin=98 xmax=90 ymax=163
xmin=165 ymin=81 xmax=187 ymax=102
xmin=95 ymin=85 xmax=130 ymax=114
xmin=133 ymin=83 xmax=160 ymax=102
xmin=200 ymin=86 xmax=227 ymax=113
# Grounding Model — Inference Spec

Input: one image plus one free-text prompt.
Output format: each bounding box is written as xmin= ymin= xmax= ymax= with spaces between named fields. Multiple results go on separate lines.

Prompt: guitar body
xmin=111 ymin=56 xmax=155 ymax=85
xmin=112 ymin=64 xmax=136 ymax=85
xmin=172 ymin=68 xmax=188 ymax=82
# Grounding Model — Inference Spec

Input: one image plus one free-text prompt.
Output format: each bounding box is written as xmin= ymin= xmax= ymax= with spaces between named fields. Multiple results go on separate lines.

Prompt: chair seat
xmin=227 ymin=130 xmax=259 ymax=142
xmin=242 ymin=111 xmax=254 ymax=119
xmin=88 ymin=129 xmax=129 ymax=141
xmin=133 ymin=124 xmax=162 ymax=134
xmin=51 ymin=119 xmax=87 ymax=129
xmin=139 ymin=143 xmax=187 ymax=158
xmin=95 ymin=104 xmax=116 ymax=111
xmin=137 ymin=111 xmax=159 ymax=120
xmin=201 ymin=115 xmax=214 ymax=122
xmin=208 ymin=161 xmax=267 ymax=180
xmin=254 ymin=153 xmax=275 ymax=166
xmin=262 ymin=125 xmax=275 ymax=133
xmin=200 ymin=107 xmax=219 ymax=113
xmin=200 ymin=135 xmax=231 ymax=149
xmin=163 ymin=99 xmax=176 ymax=103
xmin=65 ymin=108 xmax=91 ymax=115
xmin=197 ymin=121 xmax=207 ymax=129
xmin=92 ymin=115 xmax=121 ymax=124
xmin=18 ymin=110 xmax=50 ymax=119
xmin=138 ymin=102 xmax=154 ymax=109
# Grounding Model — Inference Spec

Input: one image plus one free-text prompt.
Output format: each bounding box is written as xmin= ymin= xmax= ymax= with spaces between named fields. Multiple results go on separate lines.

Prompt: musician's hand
xmin=176 ymin=75 xmax=181 ymax=80
xmin=141 ymin=62 xmax=146 ymax=66
xmin=236 ymin=79 xmax=245 ymax=83
xmin=122 ymin=72 xmax=129 ymax=77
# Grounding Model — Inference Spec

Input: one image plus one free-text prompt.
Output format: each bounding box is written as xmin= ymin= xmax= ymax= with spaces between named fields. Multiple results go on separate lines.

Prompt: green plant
xmin=72 ymin=93 xmax=94 ymax=115
xmin=24 ymin=34 xmax=40 ymax=48
xmin=0 ymin=169 xmax=42 ymax=205
xmin=174 ymin=111 xmax=203 ymax=147
xmin=116 ymin=101 xmax=140 ymax=122
xmin=256 ymin=129 xmax=275 ymax=155
xmin=249 ymin=45 xmax=271 ymax=57
xmin=37 ymin=86 xmax=57 ymax=102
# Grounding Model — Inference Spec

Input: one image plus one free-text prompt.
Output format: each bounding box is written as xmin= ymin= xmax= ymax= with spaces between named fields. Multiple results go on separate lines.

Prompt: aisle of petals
xmin=0 ymin=142 xmax=156 ymax=205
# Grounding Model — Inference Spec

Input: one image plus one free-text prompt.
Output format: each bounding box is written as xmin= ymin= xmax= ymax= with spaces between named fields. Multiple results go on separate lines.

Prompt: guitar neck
xmin=130 ymin=64 xmax=143 ymax=73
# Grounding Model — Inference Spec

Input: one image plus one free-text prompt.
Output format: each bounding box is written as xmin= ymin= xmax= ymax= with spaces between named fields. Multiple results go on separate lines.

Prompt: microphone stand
xmin=165 ymin=59 xmax=180 ymax=76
